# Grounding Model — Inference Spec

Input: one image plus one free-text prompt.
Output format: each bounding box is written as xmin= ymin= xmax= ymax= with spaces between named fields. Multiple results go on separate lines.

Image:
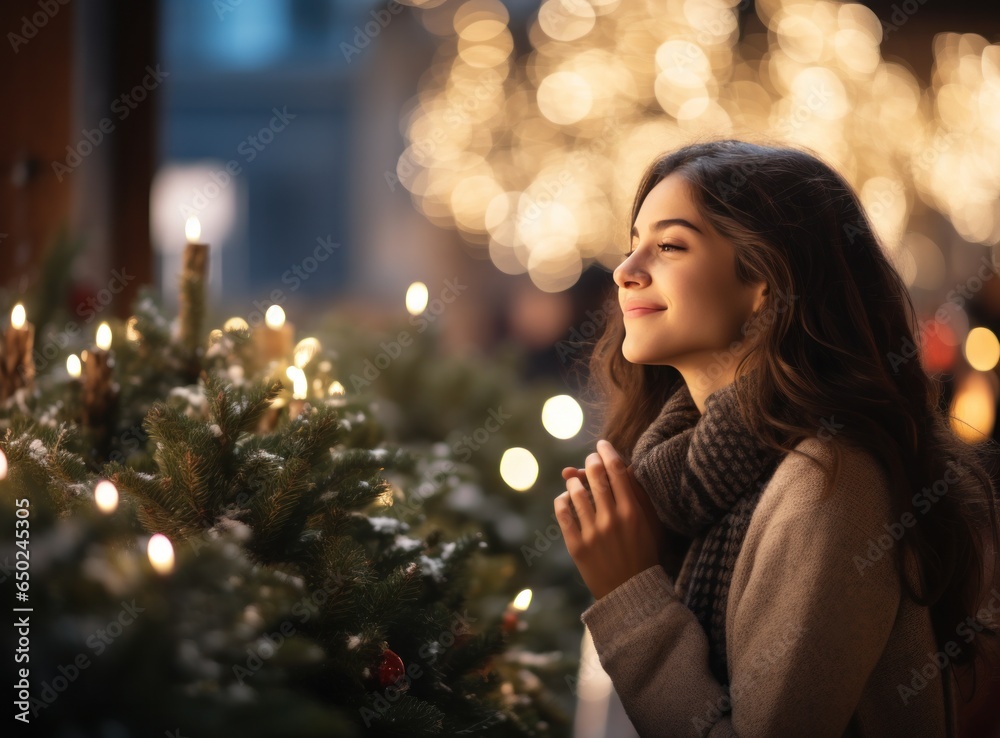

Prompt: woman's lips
xmin=624 ymin=307 xmax=665 ymax=318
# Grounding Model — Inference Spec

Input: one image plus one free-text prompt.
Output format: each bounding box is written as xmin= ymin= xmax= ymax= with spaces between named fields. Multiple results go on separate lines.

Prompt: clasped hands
xmin=555 ymin=439 xmax=667 ymax=601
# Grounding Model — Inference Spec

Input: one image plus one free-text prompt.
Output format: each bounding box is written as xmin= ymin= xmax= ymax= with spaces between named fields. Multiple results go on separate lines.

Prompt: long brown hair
xmin=584 ymin=139 xmax=1000 ymax=687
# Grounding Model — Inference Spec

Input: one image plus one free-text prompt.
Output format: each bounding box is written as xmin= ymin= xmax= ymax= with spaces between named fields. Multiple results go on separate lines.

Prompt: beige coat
xmin=581 ymin=438 xmax=958 ymax=737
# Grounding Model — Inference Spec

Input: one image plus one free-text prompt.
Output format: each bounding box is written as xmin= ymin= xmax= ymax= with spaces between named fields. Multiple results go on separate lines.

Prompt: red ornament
xmin=377 ymin=647 xmax=408 ymax=690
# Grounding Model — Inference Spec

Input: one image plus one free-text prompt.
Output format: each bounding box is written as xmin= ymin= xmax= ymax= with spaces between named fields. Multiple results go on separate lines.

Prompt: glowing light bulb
xmin=147 ymin=533 xmax=175 ymax=575
xmin=224 ymin=316 xmax=249 ymax=332
xmin=66 ymin=354 xmax=82 ymax=378
xmin=265 ymin=305 xmax=286 ymax=329
xmin=94 ymin=480 xmax=119 ymax=513
xmin=96 ymin=322 xmax=112 ymax=351
xmin=541 ymin=395 xmax=583 ymax=439
xmin=499 ymin=447 xmax=538 ymax=491
xmin=328 ymin=380 xmax=345 ymax=396
xmin=10 ymin=304 xmax=26 ymax=330
xmin=405 ymin=282 xmax=429 ymax=315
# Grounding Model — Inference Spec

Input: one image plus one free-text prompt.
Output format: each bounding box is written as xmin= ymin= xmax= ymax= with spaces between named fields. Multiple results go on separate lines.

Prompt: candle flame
xmin=94 ymin=480 xmax=119 ymax=513
xmin=328 ymin=380 xmax=345 ymax=396
xmin=285 ymin=366 xmax=308 ymax=399
xmin=264 ymin=305 xmax=286 ymax=329
xmin=185 ymin=216 xmax=202 ymax=243
xmin=96 ymin=322 xmax=112 ymax=351
xmin=126 ymin=316 xmax=141 ymax=342
xmin=11 ymin=303 xmax=26 ymax=330
xmin=147 ymin=533 xmax=175 ymax=574
xmin=293 ymin=337 xmax=321 ymax=368
xmin=66 ymin=354 xmax=82 ymax=378
xmin=512 ymin=588 xmax=532 ymax=611
xmin=0 ymin=449 xmax=7 ymax=480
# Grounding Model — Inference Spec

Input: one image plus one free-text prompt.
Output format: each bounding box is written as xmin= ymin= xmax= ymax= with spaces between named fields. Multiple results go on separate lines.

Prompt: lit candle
xmin=82 ymin=322 xmax=117 ymax=440
xmin=66 ymin=354 xmax=82 ymax=379
xmin=253 ymin=305 xmax=295 ymax=363
xmin=502 ymin=588 xmax=532 ymax=633
xmin=179 ymin=217 xmax=209 ymax=353
xmin=1 ymin=303 xmax=36 ymax=401
xmin=328 ymin=380 xmax=346 ymax=407
xmin=286 ymin=365 xmax=308 ymax=418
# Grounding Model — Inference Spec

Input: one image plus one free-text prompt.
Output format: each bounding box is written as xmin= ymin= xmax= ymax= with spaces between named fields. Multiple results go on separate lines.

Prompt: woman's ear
xmin=752 ymin=282 xmax=769 ymax=313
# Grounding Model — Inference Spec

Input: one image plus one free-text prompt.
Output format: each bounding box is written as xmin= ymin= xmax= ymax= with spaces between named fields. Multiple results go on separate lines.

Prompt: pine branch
xmin=245 ymin=457 xmax=313 ymax=563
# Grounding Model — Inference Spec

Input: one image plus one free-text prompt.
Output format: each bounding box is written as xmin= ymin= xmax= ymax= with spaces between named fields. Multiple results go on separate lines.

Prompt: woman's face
xmin=613 ymin=173 xmax=766 ymax=387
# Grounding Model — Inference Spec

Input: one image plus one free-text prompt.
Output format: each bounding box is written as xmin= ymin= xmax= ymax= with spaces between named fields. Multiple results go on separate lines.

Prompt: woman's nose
xmin=613 ymin=253 xmax=648 ymax=289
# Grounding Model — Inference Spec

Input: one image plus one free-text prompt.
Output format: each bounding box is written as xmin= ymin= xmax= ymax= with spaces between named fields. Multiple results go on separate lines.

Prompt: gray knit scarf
xmin=629 ymin=371 xmax=786 ymax=686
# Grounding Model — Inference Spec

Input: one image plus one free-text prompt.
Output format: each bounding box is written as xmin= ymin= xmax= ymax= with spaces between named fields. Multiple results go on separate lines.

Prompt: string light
xmin=96 ymin=322 xmax=112 ymax=351
xmin=398 ymin=3 xmax=1000 ymax=290
xmin=94 ymin=480 xmax=119 ymax=514
xmin=405 ymin=282 xmax=429 ymax=315
xmin=541 ymin=395 xmax=583 ymax=439
xmin=147 ymin=534 xmax=175 ymax=575
xmin=499 ymin=447 xmax=538 ymax=491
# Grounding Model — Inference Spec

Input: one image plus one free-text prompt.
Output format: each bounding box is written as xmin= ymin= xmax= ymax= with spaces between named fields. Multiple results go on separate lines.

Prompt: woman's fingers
xmin=585 ymin=451 xmax=615 ymax=519
xmin=554 ymin=492 xmax=581 ymax=549
xmin=595 ymin=440 xmax=631 ymax=515
xmin=567 ymin=476 xmax=595 ymax=528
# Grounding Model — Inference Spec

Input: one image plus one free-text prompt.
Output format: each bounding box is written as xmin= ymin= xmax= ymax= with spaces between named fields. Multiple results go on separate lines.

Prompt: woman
xmin=554 ymin=140 xmax=1000 ymax=737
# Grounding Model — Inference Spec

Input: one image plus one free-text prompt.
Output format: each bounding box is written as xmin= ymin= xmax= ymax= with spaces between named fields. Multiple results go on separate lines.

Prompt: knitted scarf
xmin=629 ymin=371 xmax=787 ymax=686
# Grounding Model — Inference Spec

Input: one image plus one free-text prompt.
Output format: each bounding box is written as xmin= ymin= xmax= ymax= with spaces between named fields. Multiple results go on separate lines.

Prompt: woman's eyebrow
xmin=630 ymin=218 xmax=703 ymax=238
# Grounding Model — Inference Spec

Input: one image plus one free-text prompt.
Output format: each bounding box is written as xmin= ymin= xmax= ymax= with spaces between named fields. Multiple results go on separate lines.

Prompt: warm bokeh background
xmin=2 ymin=1 xmax=999 ymax=736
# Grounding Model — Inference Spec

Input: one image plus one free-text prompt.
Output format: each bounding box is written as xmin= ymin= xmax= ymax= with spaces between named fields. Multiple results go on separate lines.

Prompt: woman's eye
xmin=658 ymin=242 xmax=684 ymax=252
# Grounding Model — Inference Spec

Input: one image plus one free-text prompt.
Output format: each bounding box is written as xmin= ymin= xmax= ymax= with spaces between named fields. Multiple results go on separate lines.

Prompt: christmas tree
xmin=0 ymin=244 xmax=576 ymax=736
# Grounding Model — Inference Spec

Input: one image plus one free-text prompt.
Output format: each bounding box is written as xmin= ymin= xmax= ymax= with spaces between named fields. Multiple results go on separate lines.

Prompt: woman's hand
xmin=555 ymin=439 xmax=665 ymax=601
